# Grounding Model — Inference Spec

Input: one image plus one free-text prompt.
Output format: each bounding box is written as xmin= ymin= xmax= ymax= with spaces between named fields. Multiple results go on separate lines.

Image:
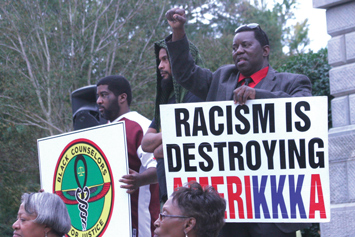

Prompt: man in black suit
xmin=165 ymin=8 xmax=311 ymax=105
xmin=164 ymin=7 xmax=312 ymax=237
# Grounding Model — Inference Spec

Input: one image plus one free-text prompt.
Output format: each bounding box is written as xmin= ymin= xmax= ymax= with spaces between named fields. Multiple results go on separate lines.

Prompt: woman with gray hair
xmin=12 ymin=192 xmax=71 ymax=237
xmin=153 ymin=181 xmax=226 ymax=237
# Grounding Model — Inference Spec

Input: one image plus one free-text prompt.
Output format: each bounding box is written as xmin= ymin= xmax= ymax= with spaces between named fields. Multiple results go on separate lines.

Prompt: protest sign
xmin=160 ymin=97 xmax=329 ymax=223
xmin=38 ymin=122 xmax=131 ymax=236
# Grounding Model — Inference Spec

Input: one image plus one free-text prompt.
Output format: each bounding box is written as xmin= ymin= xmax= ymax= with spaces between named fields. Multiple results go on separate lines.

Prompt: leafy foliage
xmin=0 ymin=122 xmax=41 ymax=235
xmin=0 ymin=0 xmax=171 ymax=135
xmin=286 ymin=19 xmax=310 ymax=55
xmin=276 ymin=48 xmax=332 ymax=128
xmin=182 ymin=0 xmax=303 ymax=70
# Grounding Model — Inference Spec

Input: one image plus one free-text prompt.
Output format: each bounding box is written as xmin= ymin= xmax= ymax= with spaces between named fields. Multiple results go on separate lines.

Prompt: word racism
xmin=160 ymin=98 xmax=330 ymax=222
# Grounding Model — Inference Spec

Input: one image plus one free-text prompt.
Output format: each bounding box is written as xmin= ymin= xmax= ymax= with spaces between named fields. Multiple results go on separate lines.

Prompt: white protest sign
xmin=160 ymin=96 xmax=329 ymax=223
xmin=38 ymin=122 xmax=131 ymax=237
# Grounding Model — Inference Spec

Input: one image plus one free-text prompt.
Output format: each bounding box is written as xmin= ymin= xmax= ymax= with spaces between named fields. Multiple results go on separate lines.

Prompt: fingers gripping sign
xmin=119 ymin=168 xmax=140 ymax=194
xmin=233 ymin=85 xmax=256 ymax=105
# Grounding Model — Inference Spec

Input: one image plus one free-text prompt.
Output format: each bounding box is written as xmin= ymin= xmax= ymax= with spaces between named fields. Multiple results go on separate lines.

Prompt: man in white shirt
xmin=96 ymin=75 xmax=159 ymax=237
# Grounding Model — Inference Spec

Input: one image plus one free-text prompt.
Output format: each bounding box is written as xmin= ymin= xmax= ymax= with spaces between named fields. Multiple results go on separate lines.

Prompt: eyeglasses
xmin=235 ymin=23 xmax=260 ymax=34
xmin=159 ymin=213 xmax=190 ymax=221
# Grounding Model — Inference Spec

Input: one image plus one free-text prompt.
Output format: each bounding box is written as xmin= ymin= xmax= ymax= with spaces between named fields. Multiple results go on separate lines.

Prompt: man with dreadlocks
xmin=141 ymin=39 xmax=204 ymax=205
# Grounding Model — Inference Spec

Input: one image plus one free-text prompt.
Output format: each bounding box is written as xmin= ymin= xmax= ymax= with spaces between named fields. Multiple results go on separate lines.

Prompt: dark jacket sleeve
xmin=166 ymin=35 xmax=213 ymax=101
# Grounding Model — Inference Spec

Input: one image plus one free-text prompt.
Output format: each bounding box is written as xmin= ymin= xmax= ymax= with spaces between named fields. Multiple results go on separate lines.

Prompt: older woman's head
xmin=12 ymin=192 xmax=71 ymax=237
xmin=154 ymin=181 xmax=226 ymax=237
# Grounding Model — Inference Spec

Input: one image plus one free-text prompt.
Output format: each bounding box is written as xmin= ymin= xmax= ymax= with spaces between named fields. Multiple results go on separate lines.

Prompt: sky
xmin=283 ymin=0 xmax=331 ymax=52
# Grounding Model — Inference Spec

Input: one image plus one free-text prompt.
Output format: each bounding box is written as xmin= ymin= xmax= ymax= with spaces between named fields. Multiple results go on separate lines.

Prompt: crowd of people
xmin=14 ymin=6 xmax=314 ymax=237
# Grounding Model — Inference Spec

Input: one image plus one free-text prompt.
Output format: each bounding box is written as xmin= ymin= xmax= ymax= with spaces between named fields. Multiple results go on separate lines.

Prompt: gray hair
xmin=21 ymin=192 xmax=71 ymax=236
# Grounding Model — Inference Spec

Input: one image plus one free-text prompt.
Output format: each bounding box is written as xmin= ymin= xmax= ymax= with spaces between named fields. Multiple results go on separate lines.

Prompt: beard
xmin=100 ymin=102 xmax=120 ymax=122
xmin=160 ymin=75 xmax=174 ymax=94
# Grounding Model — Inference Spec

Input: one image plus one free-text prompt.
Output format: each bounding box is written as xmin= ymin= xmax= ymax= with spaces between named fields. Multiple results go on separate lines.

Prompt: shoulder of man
xmin=272 ymin=68 xmax=310 ymax=81
xmin=122 ymin=111 xmax=151 ymax=133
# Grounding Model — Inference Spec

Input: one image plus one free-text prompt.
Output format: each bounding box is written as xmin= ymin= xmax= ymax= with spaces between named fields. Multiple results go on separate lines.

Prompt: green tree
xmin=178 ymin=0 xmax=307 ymax=70
xmin=0 ymin=0 xmax=171 ymax=135
xmin=0 ymin=122 xmax=42 ymax=235
xmin=276 ymin=48 xmax=332 ymax=128
xmin=285 ymin=19 xmax=310 ymax=55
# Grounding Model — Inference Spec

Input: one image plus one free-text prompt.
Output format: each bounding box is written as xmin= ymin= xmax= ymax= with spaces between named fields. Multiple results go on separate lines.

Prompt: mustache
xmin=159 ymin=70 xmax=170 ymax=74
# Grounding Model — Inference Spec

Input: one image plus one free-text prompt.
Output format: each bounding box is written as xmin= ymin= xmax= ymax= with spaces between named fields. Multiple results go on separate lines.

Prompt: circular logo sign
xmin=53 ymin=139 xmax=114 ymax=237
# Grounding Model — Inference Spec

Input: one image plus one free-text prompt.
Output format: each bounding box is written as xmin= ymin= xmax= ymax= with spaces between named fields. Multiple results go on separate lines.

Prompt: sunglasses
xmin=235 ymin=23 xmax=261 ymax=34
xmin=158 ymin=213 xmax=190 ymax=221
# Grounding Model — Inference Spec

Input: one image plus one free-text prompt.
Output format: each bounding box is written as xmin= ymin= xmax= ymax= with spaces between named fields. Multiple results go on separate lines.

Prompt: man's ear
xmin=263 ymin=45 xmax=270 ymax=57
xmin=184 ymin=217 xmax=196 ymax=235
xmin=118 ymin=93 xmax=127 ymax=104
